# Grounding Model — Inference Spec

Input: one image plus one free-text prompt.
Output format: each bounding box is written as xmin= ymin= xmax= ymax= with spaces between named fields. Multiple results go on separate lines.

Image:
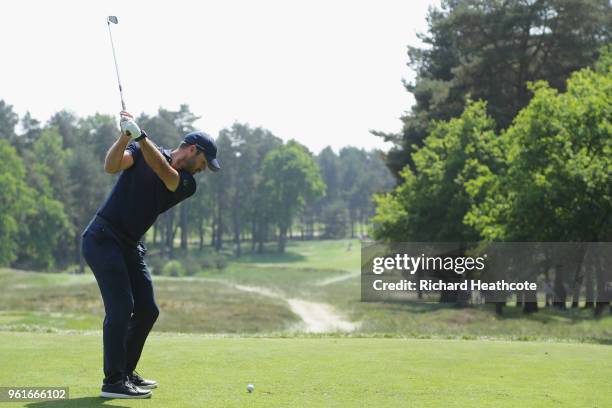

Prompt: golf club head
xmin=107 ymin=16 xmax=118 ymax=24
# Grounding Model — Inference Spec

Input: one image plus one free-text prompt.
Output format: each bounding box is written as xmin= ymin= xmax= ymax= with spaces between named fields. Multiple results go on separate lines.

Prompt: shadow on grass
xmin=493 ymin=304 xmax=607 ymax=323
xmin=369 ymin=300 xmax=608 ymax=323
xmin=366 ymin=300 xmax=461 ymax=314
xmin=150 ymin=243 xmax=308 ymax=265
xmin=26 ymin=397 xmax=128 ymax=408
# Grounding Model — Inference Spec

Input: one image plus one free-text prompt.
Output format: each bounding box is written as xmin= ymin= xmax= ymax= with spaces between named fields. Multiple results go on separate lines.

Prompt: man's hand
xmin=104 ymin=111 xmax=138 ymax=173
xmin=119 ymin=111 xmax=141 ymax=138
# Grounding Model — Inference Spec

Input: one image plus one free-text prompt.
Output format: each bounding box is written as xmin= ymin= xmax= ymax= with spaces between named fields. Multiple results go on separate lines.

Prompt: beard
xmin=183 ymin=155 xmax=200 ymax=174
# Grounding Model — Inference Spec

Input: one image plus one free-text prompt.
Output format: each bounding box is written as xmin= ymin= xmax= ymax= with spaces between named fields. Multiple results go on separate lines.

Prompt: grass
xmin=0 ymin=331 xmax=610 ymax=408
xmin=230 ymin=239 xmax=359 ymax=272
xmin=1 ymin=238 xmax=611 ymax=342
xmin=306 ymin=274 xmax=612 ymax=344
xmin=1 ymin=239 xmax=611 ymax=406
xmin=197 ymin=241 xmax=612 ymax=344
xmin=0 ymin=268 xmax=298 ymax=334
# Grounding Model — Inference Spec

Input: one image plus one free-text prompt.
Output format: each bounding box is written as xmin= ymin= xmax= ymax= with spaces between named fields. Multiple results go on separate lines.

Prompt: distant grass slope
xmin=230 ymin=239 xmax=360 ymax=272
xmin=198 ymin=239 xmax=360 ymax=297
xmin=0 ymin=332 xmax=610 ymax=408
xmin=0 ymin=269 xmax=298 ymax=333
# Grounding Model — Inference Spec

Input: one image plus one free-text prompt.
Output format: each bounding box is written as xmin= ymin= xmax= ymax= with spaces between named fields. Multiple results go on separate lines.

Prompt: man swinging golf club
xmin=81 ymin=112 xmax=220 ymax=398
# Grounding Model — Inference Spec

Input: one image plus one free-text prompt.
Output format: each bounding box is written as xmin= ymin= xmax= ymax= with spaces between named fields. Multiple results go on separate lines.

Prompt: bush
xmin=162 ymin=260 xmax=186 ymax=277
xmin=201 ymin=253 xmax=228 ymax=272
xmin=214 ymin=254 xmax=227 ymax=271
xmin=183 ymin=256 xmax=201 ymax=276
xmin=322 ymin=200 xmax=348 ymax=239
xmin=147 ymin=252 xmax=228 ymax=277
xmin=201 ymin=257 xmax=214 ymax=269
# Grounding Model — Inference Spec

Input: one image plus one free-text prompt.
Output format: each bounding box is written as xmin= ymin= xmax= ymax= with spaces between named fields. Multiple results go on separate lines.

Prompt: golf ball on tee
xmin=247 ymin=384 xmax=254 ymax=393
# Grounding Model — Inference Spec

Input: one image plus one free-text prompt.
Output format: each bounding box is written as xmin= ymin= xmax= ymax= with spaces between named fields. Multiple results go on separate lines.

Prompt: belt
xmin=92 ymin=215 xmax=139 ymax=248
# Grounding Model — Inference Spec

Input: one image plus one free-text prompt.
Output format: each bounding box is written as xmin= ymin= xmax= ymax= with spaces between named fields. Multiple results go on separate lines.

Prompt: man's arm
xmin=104 ymin=134 xmax=134 ymax=174
xmin=116 ymin=111 xmax=179 ymax=191
xmin=138 ymin=137 xmax=180 ymax=192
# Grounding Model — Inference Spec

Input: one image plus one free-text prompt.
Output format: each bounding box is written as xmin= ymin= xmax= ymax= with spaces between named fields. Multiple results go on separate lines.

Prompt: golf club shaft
xmin=107 ymin=21 xmax=126 ymax=111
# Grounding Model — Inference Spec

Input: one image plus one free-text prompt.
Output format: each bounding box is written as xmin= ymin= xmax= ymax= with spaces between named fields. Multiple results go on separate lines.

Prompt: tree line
xmin=372 ymin=0 xmax=611 ymax=315
xmin=0 ymin=103 xmax=393 ymax=271
xmin=376 ymin=0 xmax=611 ymax=177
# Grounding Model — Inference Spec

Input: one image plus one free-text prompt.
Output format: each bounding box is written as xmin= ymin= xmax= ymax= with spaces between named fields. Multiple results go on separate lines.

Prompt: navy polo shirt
xmin=97 ymin=142 xmax=196 ymax=243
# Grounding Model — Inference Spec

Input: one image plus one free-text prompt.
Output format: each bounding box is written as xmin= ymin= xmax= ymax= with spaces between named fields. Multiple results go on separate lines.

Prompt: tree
xmin=321 ymin=199 xmax=348 ymax=239
xmin=338 ymin=147 xmax=368 ymax=238
xmin=248 ymin=128 xmax=283 ymax=251
xmin=465 ymin=65 xmax=612 ymax=242
xmin=362 ymin=150 xmax=396 ymax=232
xmin=20 ymin=128 xmax=73 ymax=268
xmin=18 ymin=195 xmax=72 ymax=270
xmin=208 ymin=132 xmax=232 ymax=251
xmin=372 ymin=100 xmax=503 ymax=243
xmin=464 ymin=58 xmax=611 ymax=314
xmin=78 ymin=114 xmax=119 ymax=164
xmin=372 ymin=101 xmax=507 ymax=303
xmin=26 ymin=127 xmax=73 ymax=205
xmin=209 ymin=124 xmax=282 ymax=253
xmin=49 ymin=110 xmax=79 ymax=149
xmin=317 ymin=147 xmax=341 ymax=205
xmin=214 ymin=123 xmax=282 ymax=256
xmin=189 ymin=172 xmax=215 ymax=251
xmin=0 ymin=138 xmax=71 ymax=269
xmin=0 ymin=140 xmax=31 ymax=265
xmin=68 ymin=144 xmax=110 ymax=271
xmin=16 ymin=112 xmax=41 ymax=152
xmin=0 ymin=100 xmax=18 ymax=144
xmin=261 ymin=141 xmax=325 ymax=252
xmin=378 ymin=0 xmax=612 ymax=178
xmin=174 ymin=105 xmax=199 ymax=251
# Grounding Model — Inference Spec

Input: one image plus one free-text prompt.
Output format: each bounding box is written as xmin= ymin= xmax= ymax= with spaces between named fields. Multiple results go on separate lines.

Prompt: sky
xmin=0 ymin=0 xmax=439 ymax=153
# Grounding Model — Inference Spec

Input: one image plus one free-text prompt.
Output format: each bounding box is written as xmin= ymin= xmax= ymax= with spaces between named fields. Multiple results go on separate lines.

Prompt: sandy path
xmin=315 ymin=272 xmax=360 ymax=286
xmin=227 ymin=282 xmax=359 ymax=333
xmin=286 ymin=299 xmax=358 ymax=333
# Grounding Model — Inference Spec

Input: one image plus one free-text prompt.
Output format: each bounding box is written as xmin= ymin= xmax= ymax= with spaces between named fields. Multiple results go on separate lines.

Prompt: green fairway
xmin=230 ymin=239 xmax=360 ymax=273
xmin=0 ymin=331 xmax=610 ymax=408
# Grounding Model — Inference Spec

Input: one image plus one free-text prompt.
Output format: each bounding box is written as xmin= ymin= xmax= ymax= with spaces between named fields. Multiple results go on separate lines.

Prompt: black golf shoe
xmin=128 ymin=371 xmax=158 ymax=389
xmin=100 ymin=378 xmax=152 ymax=399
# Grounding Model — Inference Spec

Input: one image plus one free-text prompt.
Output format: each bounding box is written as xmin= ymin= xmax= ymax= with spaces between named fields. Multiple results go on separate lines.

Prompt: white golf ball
xmin=247 ymin=384 xmax=254 ymax=393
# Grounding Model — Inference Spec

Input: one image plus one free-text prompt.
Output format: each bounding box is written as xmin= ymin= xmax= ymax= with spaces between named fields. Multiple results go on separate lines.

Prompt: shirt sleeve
xmin=125 ymin=142 xmax=142 ymax=162
xmin=171 ymin=170 xmax=197 ymax=204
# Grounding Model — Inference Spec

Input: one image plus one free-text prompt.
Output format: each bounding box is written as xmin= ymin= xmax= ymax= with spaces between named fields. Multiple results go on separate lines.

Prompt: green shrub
xmin=201 ymin=253 xmax=228 ymax=272
xmin=183 ymin=256 xmax=201 ymax=276
xmin=162 ymin=260 xmax=186 ymax=277
xmin=214 ymin=254 xmax=228 ymax=271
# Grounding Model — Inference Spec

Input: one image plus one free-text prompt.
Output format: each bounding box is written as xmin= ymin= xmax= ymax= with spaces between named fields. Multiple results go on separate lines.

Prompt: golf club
xmin=106 ymin=15 xmax=126 ymax=111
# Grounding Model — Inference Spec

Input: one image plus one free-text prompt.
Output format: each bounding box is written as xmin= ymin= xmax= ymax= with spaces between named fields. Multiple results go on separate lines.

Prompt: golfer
xmin=81 ymin=111 xmax=220 ymax=399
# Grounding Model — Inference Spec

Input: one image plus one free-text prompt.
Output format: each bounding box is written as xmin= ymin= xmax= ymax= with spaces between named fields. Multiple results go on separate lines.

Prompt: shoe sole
xmin=100 ymin=391 xmax=152 ymax=399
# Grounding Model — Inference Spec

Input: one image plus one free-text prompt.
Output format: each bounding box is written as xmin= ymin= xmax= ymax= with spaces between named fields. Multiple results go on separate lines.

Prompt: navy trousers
xmin=81 ymin=219 xmax=159 ymax=384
